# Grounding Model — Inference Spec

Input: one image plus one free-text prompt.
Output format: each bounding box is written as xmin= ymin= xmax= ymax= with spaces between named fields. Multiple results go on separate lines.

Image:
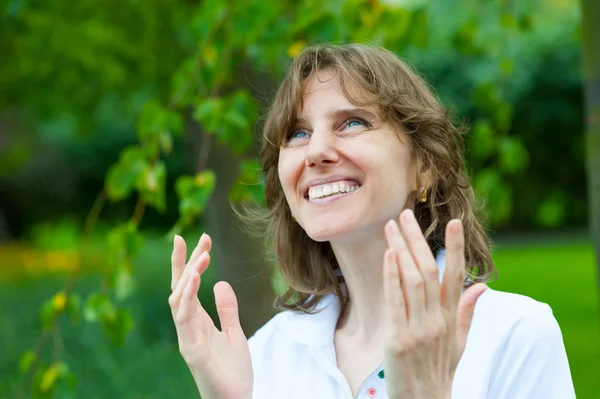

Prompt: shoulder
xmin=472 ymin=287 xmax=559 ymax=338
xmin=457 ymin=288 xmax=575 ymax=399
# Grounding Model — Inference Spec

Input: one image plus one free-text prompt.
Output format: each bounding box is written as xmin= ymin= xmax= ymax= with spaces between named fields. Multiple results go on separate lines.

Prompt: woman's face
xmin=278 ymin=70 xmax=421 ymax=243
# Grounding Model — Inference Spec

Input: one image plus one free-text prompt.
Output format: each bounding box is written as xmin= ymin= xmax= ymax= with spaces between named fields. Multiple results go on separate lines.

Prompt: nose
xmin=305 ymin=129 xmax=339 ymax=168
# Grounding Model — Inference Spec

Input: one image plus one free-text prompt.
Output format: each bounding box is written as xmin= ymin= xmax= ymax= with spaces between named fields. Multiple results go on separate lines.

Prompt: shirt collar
xmin=277 ymin=249 xmax=447 ymax=348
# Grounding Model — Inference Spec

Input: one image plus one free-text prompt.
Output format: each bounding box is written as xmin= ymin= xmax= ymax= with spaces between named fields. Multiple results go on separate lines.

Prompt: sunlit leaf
xmin=83 ymin=292 xmax=116 ymax=323
xmin=52 ymin=291 xmax=67 ymax=312
xmin=175 ymin=170 xmax=216 ymax=227
xmin=105 ymin=146 xmax=148 ymax=201
xmin=19 ymin=350 xmax=36 ymax=375
xmin=136 ymin=160 xmax=167 ymax=212
xmin=39 ymin=298 xmax=58 ymax=330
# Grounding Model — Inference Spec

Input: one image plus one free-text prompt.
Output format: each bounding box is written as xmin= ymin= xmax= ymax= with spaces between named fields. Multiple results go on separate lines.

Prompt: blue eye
xmin=344 ymin=117 xmax=370 ymax=129
xmin=286 ymin=130 xmax=309 ymax=143
xmin=292 ymin=131 xmax=308 ymax=138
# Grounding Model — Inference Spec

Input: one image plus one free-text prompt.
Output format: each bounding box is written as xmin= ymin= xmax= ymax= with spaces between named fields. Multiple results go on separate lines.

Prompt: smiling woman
xmin=168 ymin=43 xmax=576 ymax=399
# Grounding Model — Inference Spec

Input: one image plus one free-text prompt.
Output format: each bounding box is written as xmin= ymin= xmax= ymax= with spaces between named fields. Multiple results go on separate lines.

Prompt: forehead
xmin=296 ymin=70 xmax=381 ymax=119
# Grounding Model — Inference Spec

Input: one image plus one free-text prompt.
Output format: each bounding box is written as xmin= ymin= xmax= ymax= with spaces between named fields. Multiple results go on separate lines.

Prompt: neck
xmin=330 ymin=224 xmax=389 ymax=343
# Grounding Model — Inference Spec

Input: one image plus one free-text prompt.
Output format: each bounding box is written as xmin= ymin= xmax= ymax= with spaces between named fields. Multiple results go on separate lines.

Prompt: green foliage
xmin=83 ymin=292 xmax=116 ymax=324
xmin=174 ymin=171 xmax=217 ymax=233
xmin=105 ymin=147 xmax=149 ymax=202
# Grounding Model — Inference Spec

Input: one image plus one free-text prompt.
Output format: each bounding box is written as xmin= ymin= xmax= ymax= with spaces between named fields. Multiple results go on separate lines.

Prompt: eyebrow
xmin=295 ymin=108 xmax=379 ymax=125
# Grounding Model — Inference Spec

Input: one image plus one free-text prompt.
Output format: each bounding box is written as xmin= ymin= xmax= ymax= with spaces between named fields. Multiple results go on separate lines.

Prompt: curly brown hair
xmin=256 ymin=43 xmax=495 ymax=314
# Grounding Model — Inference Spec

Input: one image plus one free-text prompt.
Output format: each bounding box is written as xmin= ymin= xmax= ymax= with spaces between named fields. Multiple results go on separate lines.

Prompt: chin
xmin=300 ymin=217 xmax=362 ymax=243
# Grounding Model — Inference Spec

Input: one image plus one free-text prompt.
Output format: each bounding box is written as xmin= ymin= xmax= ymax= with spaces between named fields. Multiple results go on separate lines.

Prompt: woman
xmin=168 ymin=43 xmax=575 ymax=399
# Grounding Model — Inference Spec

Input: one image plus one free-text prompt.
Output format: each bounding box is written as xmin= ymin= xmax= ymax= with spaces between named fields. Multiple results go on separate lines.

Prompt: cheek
xmin=277 ymin=151 xmax=303 ymax=201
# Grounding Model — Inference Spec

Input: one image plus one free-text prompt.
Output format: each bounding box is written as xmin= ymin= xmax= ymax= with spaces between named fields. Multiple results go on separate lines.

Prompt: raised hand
xmin=169 ymin=233 xmax=254 ymax=399
xmin=382 ymin=209 xmax=487 ymax=399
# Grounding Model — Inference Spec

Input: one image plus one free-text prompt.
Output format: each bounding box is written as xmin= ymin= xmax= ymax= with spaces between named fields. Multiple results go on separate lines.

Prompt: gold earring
xmin=418 ymin=187 xmax=428 ymax=203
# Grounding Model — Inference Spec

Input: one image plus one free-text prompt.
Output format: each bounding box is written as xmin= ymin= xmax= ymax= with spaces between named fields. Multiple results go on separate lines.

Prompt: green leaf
xmin=39 ymin=298 xmax=58 ymax=330
xmin=473 ymin=82 xmax=500 ymax=115
xmin=136 ymin=160 xmax=167 ymax=212
xmin=518 ymin=14 xmax=533 ymax=31
xmin=218 ymin=90 xmax=258 ymax=154
xmin=500 ymin=12 xmax=515 ymax=29
xmin=106 ymin=222 xmax=144 ymax=263
xmin=112 ymin=262 xmax=136 ymax=302
xmin=451 ymin=19 xmax=480 ymax=55
xmin=499 ymin=136 xmax=529 ymax=174
xmin=495 ymin=101 xmax=514 ymax=132
xmin=470 ymin=119 xmax=496 ymax=160
xmin=105 ymin=146 xmax=148 ymax=201
xmin=102 ymin=308 xmax=134 ymax=346
xmin=193 ymin=97 xmax=225 ymax=133
xmin=137 ymin=100 xmax=183 ymax=140
xmin=83 ymin=292 xmax=116 ymax=324
xmin=473 ymin=169 xmax=513 ymax=225
xmin=175 ymin=170 xmax=216 ymax=227
xmin=19 ymin=350 xmax=36 ymax=375
xmin=536 ymin=193 xmax=567 ymax=227
xmin=407 ymin=8 xmax=429 ymax=48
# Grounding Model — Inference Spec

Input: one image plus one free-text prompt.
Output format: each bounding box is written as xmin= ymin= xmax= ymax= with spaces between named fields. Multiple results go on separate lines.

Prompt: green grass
xmin=489 ymin=241 xmax=600 ymax=399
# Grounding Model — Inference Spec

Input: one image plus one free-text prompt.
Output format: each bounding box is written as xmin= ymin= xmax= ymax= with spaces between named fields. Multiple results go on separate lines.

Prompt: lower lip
xmin=305 ymin=187 xmax=361 ymax=206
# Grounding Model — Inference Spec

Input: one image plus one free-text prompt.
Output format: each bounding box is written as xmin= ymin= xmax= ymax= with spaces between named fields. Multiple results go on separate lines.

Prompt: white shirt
xmin=248 ymin=252 xmax=576 ymax=399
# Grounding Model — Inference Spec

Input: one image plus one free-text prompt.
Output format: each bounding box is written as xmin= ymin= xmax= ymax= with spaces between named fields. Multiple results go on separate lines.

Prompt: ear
xmin=415 ymin=156 xmax=434 ymax=190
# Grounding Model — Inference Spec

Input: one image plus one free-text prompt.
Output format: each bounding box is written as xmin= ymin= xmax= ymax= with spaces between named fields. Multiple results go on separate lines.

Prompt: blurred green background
xmin=1 ymin=0 xmax=599 ymax=398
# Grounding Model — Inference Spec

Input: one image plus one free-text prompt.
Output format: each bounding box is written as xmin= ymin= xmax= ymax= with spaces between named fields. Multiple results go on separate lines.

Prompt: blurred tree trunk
xmin=581 ymin=0 xmax=600 ymax=293
xmin=200 ymin=133 xmax=276 ymax=336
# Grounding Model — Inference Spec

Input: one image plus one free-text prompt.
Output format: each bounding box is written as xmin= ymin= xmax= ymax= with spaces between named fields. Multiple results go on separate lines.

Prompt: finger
xmin=383 ymin=248 xmax=408 ymax=334
xmin=214 ymin=281 xmax=243 ymax=333
xmin=455 ymin=283 xmax=488 ymax=353
xmin=170 ymin=251 xmax=211 ymax=312
xmin=176 ymin=270 xmax=213 ymax=338
xmin=441 ymin=219 xmax=466 ymax=312
xmin=177 ymin=270 xmax=201 ymax=323
xmin=385 ymin=219 xmax=426 ymax=327
xmin=171 ymin=235 xmax=187 ymax=291
xmin=189 ymin=233 xmax=212 ymax=267
xmin=399 ymin=209 xmax=441 ymax=312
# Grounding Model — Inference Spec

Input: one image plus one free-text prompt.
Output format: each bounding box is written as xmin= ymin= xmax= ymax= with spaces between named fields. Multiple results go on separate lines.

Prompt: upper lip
xmin=300 ymin=174 xmax=363 ymax=198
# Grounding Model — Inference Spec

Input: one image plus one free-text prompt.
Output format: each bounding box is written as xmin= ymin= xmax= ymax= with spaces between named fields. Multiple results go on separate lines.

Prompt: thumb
xmin=214 ymin=281 xmax=243 ymax=333
xmin=455 ymin=283 xmax=488 ymax=353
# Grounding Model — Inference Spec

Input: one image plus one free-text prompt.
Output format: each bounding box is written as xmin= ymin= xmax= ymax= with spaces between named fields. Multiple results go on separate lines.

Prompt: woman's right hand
xmin=169 ymin=233 xmax=254 ymax=399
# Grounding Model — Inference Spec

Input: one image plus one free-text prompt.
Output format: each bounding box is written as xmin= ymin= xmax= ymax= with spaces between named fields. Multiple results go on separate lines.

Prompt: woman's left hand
xmin=382 ymin=209 xmax=488 ymax=399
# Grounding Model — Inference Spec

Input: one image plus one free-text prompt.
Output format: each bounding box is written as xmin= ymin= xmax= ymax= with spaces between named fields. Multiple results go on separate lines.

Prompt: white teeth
xmin=307 ymin=181 xmax=361 ymax=200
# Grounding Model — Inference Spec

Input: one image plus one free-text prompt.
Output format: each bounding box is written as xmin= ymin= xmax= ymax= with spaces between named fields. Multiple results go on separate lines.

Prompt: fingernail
xmin=198 ymin=233 xmax=206 ymax=243
xmin=401 ymin=209 xmax=414 ymax=223
xmin=386 ymin=219 xmax=400 ymax=234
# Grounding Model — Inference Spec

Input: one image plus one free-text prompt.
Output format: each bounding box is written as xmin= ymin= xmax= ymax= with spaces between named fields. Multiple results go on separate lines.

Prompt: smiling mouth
xmin=305 ymin=181 xmax=362 ymax=201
